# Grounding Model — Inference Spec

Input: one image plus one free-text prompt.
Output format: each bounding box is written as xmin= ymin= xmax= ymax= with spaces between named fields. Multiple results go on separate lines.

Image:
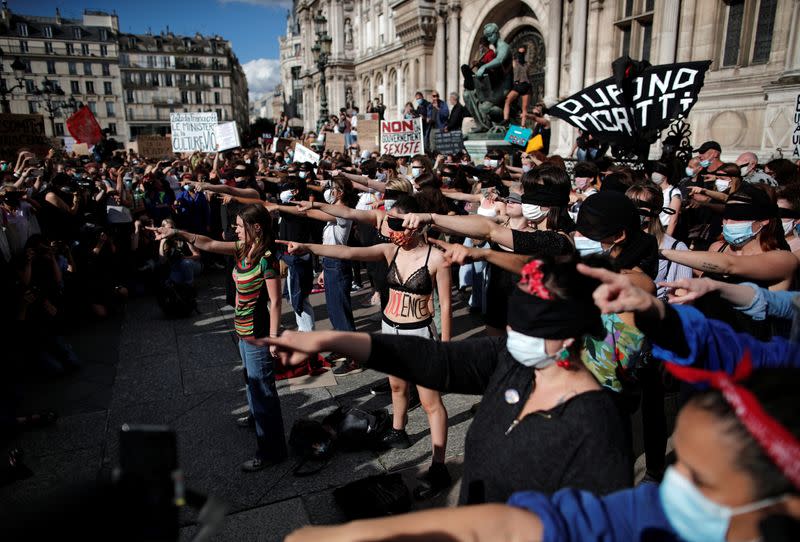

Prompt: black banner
xmin=433 ymin=130 xmax=464 ymax=155
xmin=549 ymin=60 xmax=711 ymax=146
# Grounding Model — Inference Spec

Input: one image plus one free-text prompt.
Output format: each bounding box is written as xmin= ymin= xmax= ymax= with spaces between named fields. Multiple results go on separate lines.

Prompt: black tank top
xmin=386 ymin=244 xmax=433 ymax=295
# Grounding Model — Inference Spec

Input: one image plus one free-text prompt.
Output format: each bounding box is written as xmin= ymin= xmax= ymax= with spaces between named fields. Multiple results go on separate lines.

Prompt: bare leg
xmin=417 ymin=385 xmax=448 ymax=463
xmin=503 ymin=90 xmax=520 ymax=121
xmin=520 ymin=94 xmax=530 ymax=127
xmin=390 ymin=375 xmax=410 ymax=430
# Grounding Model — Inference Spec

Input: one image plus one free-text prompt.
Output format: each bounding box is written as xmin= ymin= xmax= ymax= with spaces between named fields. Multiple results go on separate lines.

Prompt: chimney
xmin=55 ymin=7 xmax=62 ymax=25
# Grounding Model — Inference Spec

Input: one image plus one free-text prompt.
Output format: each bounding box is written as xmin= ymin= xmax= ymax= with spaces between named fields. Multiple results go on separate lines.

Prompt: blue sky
xmin=17 ymin=0 xmax=290 ymax=99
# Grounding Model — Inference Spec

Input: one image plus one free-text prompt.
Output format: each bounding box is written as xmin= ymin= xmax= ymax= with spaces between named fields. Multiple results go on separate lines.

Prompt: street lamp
xmin=32 ymin=79 xmax=78 ymax=136
xmin=312 ymin=11 xmax=331 ymax=131
xmin=0 ymin=48 xmax=28 ymax=114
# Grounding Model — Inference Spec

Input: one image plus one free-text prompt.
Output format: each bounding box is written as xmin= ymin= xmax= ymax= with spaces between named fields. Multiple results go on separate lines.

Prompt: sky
xmin=17 ymin=0 xmax=291 ymax=101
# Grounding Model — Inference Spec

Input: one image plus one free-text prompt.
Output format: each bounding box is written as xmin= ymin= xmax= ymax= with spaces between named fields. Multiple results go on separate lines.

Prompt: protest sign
xmin=325 ymin=132 xmax=346 ymax=152
xmin=272 ymin=137 xmax=293 ymax=154
xmin=358 ymin=119 xmax=380 ymax=153
xmin=380 ymin=118 xmax=424 ymax=156
xmin=72 ymin=143 xmax=91 ymax=156
xmin=214 ymin=121 xmax=241 ymax=152
xmin=294 ymin=143 xmax=321 ymax=165
xmin=170 ymin=112 xmax=217 ymax=152
xmin=549 ymin=60 xmax=711 ymax=146
xmin=793 ymin=92 xmax=800 ymax=159
xmin=136 ymin=135 xmax=173 ymax=159
xmin=358 ymin=113 xmax=379 ymax=121
xmin=66 ymin=106 xmax=102 ymax=146
xmin=504 ymin=125 xmax=533 ymax=147
xmin=0 ymin=114 xmax=50 ymax=159
xmin=433 ymin=130 xmax=465 ymax=155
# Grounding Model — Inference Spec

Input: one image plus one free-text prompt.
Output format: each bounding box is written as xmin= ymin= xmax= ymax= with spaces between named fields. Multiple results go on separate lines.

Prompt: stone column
xmin=435 ymin=9 xmax=447 ymax=97
xmin=657 ymin=0 xmax=680 ymax=64
xmin=569 ymin=0 xmax=587 ymax=94
xmin=784 ymin=0 xmax=800 ymax=76
xmin=383 ymin=0 xmax=390 ymax=45
xmin=332 ymin=0 xmax=344 ymax=58
xmin=544 ymin=0 xmax=562 ymax=104
xmin=447 ymin=2 xmax=461 ymax=98
xmin=585 ymin=0 xmax=602 ymax=83
xmin=397 ymin=64 xmax=406 ymax=117
xmin=676 ymin=0 xmax=695 ymax=62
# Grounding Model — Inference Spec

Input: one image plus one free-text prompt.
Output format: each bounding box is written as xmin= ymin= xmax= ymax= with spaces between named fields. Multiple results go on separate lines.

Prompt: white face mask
xmin=522 ymin=164 xmax=532 ymax=173
xmin=782 ymin=218 xmax=795 ymax=237
xmin=739 ymin=164 xmax=752 ymax=176
xmin=685 ymin=167 xmax=696 ymax=178
xmin=651 ymin=172 xmax=666 ymax=185
xmin=324 ymin=188 xmax=337 ymax=204
xmin=484 ymin=159 xmax=499 ymax=168
xmin=298 ymin=171 xmax=307 ymax=179
xmin=521 ymin=203 xmax=547 ymax=222
xmin=714 ymin=179 xmax=731 ymax=192
xmin=574 ymin=236 xmax=605 ymax=256
xmin=505 ymin=329 xmax=555 ymax=368
xmin=279 ymin=190 xmax=294 ymax=203
xmin=411 ymin=167 xmax=422 ymax=179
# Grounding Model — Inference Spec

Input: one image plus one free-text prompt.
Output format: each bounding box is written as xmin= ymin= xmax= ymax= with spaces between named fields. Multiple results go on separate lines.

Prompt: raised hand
xmin=244 ymin=330 xmax=324 ymax=368
xmin=145 ymin=225 xmax=175 ymax=241
xmin=659 ymin=278 xmax=714 ymax=305
xmin=275 ymin=239 xmax=309 ymax=255
xmin=577 ymin=263 xmax=657 ymax=315
xmin=401 ymin=212 xmax=432 ymax=231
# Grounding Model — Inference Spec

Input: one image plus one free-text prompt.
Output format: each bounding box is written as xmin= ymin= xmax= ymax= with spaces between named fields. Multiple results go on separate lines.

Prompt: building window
xmin=195 ymin=91 xmax=203 ymax=104
xmin=100 ymin=45 xmax=108 ymax=57
xmin=128 ymin=108 xmax=134 ymax=120
xmin=195 ymin=73 xmax=202 ymax=85
xmin=88 ymin=101 xmax=96 ymax=114
xmin=68 ymin=62 xmax=77 ymax=75
xmin=216 ymin=108 xmax=223 ymax=120
xmin=55 ymin=123 xmax=64 ymax=136
xmin=86 ymin=81 xmax=95 ymax=94
xmin=139 ymin=72 xmax=146 ymax=85
xmin=17 ymin=23 xmax=28 ymax=37
xmin=43 ymin=25 xmax=53 ymax=39
xmin=181 ymin=90 xmax=189 ymax=104
xmin=214 ymin=91 xmax=220 ymax=105
xmin=102 ymin=63 xmax=110 ymax=76
xmin=66 ymin=43 xmax=75 ymax=55
xmin=29 ymin=101 xmax=37 ymax=114
xmin=178 ymin=74 xmax=186 ymax=86
xmin=19 ymin=40 xmax=28 ymax=53
xmin=74 ymin=28 xmax=82 ymax=39
xmin=104 ymin=82 xmax=112 ymax=95
xmin=81 ymin=43 xmax=89 ymax=56
xmin=83 ymin=62 xmax=92 ymax=75
xmin=723 ymin=0 xmax=745 ymax=66
xmin=213 ymin=75 xmax=221 ymax=87
xmin=108 ymin=122 xmax=116 ymax=135
xmin=752 ymin=0 xmax=777 ymax=63
xmin=22 ymin=60 xmax=32 ymax=73
xmin=152 ymin=73 xmax=159 ymax=86
xmin=128 ymin=37 xmax=136 ymax=48
xmin=25 ymin=79 xmax=35 ymax=93
xmin=106 ymin=102 xmax=115 ymax=117
xmin=100 ymin=29 xmax=108 ymax=41
xmin=70 ymin=80 xmax=80 ymax=93
xmin=615 ymin=0 xmax=654 ymax=60
xmin=45 ymin=42 xmax=54 ymax=54
xmin=164 ymin=73 xmax=173 ymax=87
xmin=147 ymin=56 xmax=156 ymax=68
xmin=47 ymin=60 xmax=56 ymax=74
xmin=126 ymin=90 xmax=134 ymax=103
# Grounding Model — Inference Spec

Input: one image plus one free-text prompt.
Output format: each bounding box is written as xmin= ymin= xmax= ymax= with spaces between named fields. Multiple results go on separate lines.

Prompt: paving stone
xmin=177 ymin=329 xmax=240 ymax=370
xmin=111 ymin=352 xmax=183 ymax=406
xmin=12 ymin=410 xmax=108 ymax=459
xmin=180 ymin=497 xmax=310 ymax=542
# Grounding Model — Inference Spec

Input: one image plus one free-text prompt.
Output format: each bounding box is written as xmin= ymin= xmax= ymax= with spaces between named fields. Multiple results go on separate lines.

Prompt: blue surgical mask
xmin=383 ymin=199 xmax=396 ymax=211
xmin=411 ymin=167 xmax=422 ymax=179
xmin=505 ymin=329 xmax=555 ymax=368
xmin=685 ymin=167 xmax=696 ymax=178
xmin=279 ymin=190 xmax=294 ymax=203
xmin=659 ymin=466 xmax=785 ymax=542
xmin=522 ymin=165 xmax=532 ymax=173
xmin=299 ymin=171 xmax=307 ymax=179
xmin=183 ymin=184 xmax=191 ymax=191
xmin=722 ymin=221 xmax=759 ymax=247
xmin=376 ymin=172 xmax=387 ymax=182
xmin=699 ymin=159 xmax=711 ymax=168
xmin=574 ymin=236 xmax=604 ymax=256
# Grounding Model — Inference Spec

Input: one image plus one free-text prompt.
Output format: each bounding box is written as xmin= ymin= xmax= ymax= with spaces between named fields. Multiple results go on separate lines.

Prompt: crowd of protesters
xmin=3 ymin=116 xmax=800 ymax=541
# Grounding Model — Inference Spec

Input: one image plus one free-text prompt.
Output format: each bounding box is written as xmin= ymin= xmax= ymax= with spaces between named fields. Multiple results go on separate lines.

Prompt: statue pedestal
xmin=463 ymin=133 xmax=515 ymax=161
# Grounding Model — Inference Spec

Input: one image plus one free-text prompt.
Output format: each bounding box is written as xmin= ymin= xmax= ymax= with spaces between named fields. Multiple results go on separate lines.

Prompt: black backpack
xmin=288 ymin=419 xmax=335 ymax=476
xmin=157 ymin=281 xmax=197 ymax=318
xmin=331 ymin=407 xmax=391 ymax=451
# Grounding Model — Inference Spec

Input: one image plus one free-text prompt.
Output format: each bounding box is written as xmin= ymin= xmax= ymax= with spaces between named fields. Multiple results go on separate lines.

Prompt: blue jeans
xmin=323 ymin=257 xmax=356 ymax=331
xmin=238 ymin=338 xmax=287 ymax=461
xmin=458 ymin=238 xmax=488 ymax=310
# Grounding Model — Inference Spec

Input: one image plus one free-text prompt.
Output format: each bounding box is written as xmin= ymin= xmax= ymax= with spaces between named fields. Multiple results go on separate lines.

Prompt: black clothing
xmin=386 ymin=245 xmax=433 ymax=296
xmin=447 ymin=103 xmax=466 ymax=132
xmin=511 ymin=229 xmax=574 ymax=256
xmin=366 ymin=334 xmax=633 ymax=504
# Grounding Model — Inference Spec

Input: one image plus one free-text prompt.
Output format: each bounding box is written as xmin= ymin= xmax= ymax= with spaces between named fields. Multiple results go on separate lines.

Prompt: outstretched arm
xmin=661 ymin=249 xmax=798 ymax=284
xmin=197 ymin=182 xmax=260 ymax=199
xmin=337 ymin=171 xmax=387 ymax=193
xmin=429 ymin=238 xmax=529 ymax=274
xmin=403 ymin=213 xmax=513 ymax=247
xmin=278 ymin=240 xmax=389 ymax=262
xmin=147 ymin=226 xmax=237 ymax=256
xmin=298 ymin=200 xmax=381 ymax=226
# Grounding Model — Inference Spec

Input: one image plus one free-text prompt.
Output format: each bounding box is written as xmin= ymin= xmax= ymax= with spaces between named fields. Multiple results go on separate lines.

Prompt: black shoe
xmin=370 ymin=380 xmax=391 ymax=395
xmin=240 ymin=456 xmax=284 ymax=472
xmin=408 ymin=389 xmax=421 ymax=411
xmin=236 ymin=415 xmax=254 ymax=428
xmin=413 ymin=463 xmax=452 ymax=500
xmin=380 ymin=428 xmax=411 ymax=449
xmin=323 ymin=352 xmax=347 ymax=365
xmin=333 ymin=359 xmax=364 ymax=376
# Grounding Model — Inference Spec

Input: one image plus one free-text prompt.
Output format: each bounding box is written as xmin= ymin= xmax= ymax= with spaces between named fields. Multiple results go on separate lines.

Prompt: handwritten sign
xmin=294 ymin=143 xmax=320 ymax=165
xmin=325 ymin=132 xmax=346 ymax=152
xmin=358 ymin=119 xmax=380 ymax=153
xmin=434 ymin=130 xmax=464 ymax=155
xmin=0 ymin=114 xmax=50 ymax=159
xmin=136 ymin=135 xmax=173 ymax=159
xmin=214 ymin=121 xmax=241 ymax=152
xmin=793 ymin=93 xmax=800 ymax=159
xmin=380 ymin=118 xmax=424 ymax=156
xmin=504 ymin=125 xmax=533 ymax=147
xmin=170 ymin=112 xmax=217 ymax=152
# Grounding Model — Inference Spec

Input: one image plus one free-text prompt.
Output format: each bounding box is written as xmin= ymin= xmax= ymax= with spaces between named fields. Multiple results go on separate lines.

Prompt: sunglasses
xmin=386 ymin=216 xmax=406 ymax=231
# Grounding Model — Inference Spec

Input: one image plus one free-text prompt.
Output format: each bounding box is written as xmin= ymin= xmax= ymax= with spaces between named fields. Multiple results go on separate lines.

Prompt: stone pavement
xmin=1 ymin=270 xmax=486 ymax=541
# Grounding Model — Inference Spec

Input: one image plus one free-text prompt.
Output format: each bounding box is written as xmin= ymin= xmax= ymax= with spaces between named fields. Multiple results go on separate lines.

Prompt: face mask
xmin=411 ymin=167 xmax=422 ymax=179
xmin=699 ymin=159 xmax=711 ymax=168
xmin=714 ymin=179 xmax=731 ymax=192
xmin=324 ymin=188 xmax=336 ymax=204
xmin=685 ymin=167 xmax=696 ymax=178
xmin=415 ymin=99 xmax=423 ymax=106
xmin=782 ymin=219 xmax=795 ymax=237
xmin=484 ymin=159 xmax=498 ymax=168
xmin=722 ymin=221 xmax=759 ymax=247
xmin=298 ymin=171 xmax=307 ymax=179
xmin=660 ymin=466 xmax=785 ymax=542
xmin=442 ymin=176 xmax=452 ymax=186
xmin=521 ymin=203 xmax=547 ymax=222
xmin=376 ymin=172 xmax=387 ymax=182
xmin=245 ymin=159 xmax=251 ymax=164
xmin=389 ymin=229 xmax=416 ymax=248
xmin=383 ymin=198 xmax=396 ymax=211
xmin=183 ymin=184 xmax=191 ymax=191
xmin=505 ymin=329 xmax=555 ymax=368
xmin=574 ymin=236 xmax=606 ymax=257
xmin=279 ymin=190 xmax=294 ymax=203
xmin=574 ymin=178 xmax=590 ymax=190
xmin=651 ymin=172 xmax=666 ymax=185
xmin=740 ymin=164 xmax=752 ymax=176
xmin=522 ymin=165 xmax=532 ymax=173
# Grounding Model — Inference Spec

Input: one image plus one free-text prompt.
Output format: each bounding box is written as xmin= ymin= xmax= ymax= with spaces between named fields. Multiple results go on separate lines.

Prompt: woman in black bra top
xmin=278 ymin=194 xmax=453 ymax=499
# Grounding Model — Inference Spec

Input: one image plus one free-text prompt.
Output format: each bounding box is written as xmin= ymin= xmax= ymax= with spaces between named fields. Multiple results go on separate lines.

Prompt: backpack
xmin=288 ymin=419 xmax=336 ymax=476
xmin=156 ymin=281 xmax=197 ymax=318
xmin=333 ymin=473 xmax=412 ymax=520
xmin=331 ymin=407 xmax=391 ymax=451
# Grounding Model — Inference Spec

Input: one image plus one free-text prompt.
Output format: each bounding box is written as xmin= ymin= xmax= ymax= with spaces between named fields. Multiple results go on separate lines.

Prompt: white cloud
xmin=243 ymin=58 xmax=282 ymax=102
xmin=218 ymin=0 xmax=293 ymax=8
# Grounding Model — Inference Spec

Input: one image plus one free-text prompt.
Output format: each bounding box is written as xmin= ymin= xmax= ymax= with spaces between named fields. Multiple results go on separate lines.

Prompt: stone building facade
xmin=279 ymin=0 xmax=800 ymax=159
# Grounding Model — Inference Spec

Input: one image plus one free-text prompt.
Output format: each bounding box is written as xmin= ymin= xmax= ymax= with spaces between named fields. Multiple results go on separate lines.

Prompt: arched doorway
xmin=508 ymin=27 xmax=546 ymax=103
xmin=387 ymin=69 xmax=397 ymax=111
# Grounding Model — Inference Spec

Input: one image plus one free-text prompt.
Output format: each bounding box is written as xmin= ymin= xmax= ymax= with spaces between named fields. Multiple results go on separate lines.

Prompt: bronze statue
xmin=462 ymin=23 xmax=512 ymax=132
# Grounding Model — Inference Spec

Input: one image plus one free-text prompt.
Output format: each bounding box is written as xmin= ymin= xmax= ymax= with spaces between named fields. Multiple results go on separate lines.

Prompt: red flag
xmin=66 ymin=106 xmax=102 ymax=146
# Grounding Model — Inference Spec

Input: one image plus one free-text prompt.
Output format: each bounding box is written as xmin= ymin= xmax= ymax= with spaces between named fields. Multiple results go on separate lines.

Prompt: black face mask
xmin=387 ymin=216 xmax=406 ymax=232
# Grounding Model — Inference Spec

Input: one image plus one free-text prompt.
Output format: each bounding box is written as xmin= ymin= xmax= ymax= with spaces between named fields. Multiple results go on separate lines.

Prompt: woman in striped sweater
xmin=150 ymin=204 xmax=287 ymax=472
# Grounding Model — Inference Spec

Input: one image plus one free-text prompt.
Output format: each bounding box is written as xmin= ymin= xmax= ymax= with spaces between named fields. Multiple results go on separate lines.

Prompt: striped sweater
xmin=233 ymin=241 xmax=279 ymax=337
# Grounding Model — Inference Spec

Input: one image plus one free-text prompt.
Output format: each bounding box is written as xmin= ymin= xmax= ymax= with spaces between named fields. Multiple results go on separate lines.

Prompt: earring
xmin=555 ymin=338 xmax=575 ymax=369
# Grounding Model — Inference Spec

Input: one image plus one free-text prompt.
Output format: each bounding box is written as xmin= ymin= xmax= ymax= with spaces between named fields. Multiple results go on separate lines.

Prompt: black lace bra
xmin=386 ymin=245 xmax=433 ymax=295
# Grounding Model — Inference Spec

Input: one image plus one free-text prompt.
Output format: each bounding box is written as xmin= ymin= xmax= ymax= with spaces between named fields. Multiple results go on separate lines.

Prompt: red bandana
xmin=519 ymin=260 xmax=552 ymax=300
xmin=665 ymin=352 xmax=800 ymax=489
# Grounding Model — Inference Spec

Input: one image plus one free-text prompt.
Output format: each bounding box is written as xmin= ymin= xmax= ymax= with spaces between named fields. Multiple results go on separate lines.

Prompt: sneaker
xmin=370 ymin=380 xmax=391 ymax=395
xmin=240 ymin=456 xmax=284 ymax=472
xmin=236 ymin=414 xmax=254 ymax=428
xmin=380 ymin=428 xmax=411 ymax=449
xmin=311 ymin=285 xmax=325 ymax=294
xmin=408 ymin=388 xmax=421 ymax=411
xmin=351 ymin=282 xmax=363 ymax=292
xmin=323 ymin=352 xmax=347 ymax=365
xmin=413 ymin=462 xmax=452 ymax=500
xmin=333 ymin=359 xmax=364 ymax=376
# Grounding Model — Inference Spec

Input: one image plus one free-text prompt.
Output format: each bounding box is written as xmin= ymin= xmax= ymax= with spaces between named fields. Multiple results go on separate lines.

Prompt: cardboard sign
xmin=136 ymin=135 xmax=173 ymax=159
xmin=504 ymin=125 xmax=533 ymax=147
xmin=170 ymin=112 xmax=218 ymax=152
xmin=72 ymin=143 xmax=91 ymax=156
xmin=793 ymin=92 xmax=800 ymax=159
xmin=380 ymin=118 xmax=424 ymax=156
xmin=214 ymin=121 xmax=241 ymax=152
xmin=325 ymin=132 xmax=346 ymax=152
xmin=0 ymin=113 xmax=50 ymax=160
xmin=434 ymin=130 xmax=464 ymax=155
xmin=66 ymin=106 xmax=102 ymax=145
xmin=358 ymin=119 xmax=380 ymax=153
xmin=294 ymin=143 xmax=320 ymax=165
xmin=358 ymin=113 xmax=379 ymax=121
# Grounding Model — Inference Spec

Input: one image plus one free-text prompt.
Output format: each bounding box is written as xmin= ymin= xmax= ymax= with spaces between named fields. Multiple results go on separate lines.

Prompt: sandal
xmin=16 ymin=410 xmax=58 ymax=430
